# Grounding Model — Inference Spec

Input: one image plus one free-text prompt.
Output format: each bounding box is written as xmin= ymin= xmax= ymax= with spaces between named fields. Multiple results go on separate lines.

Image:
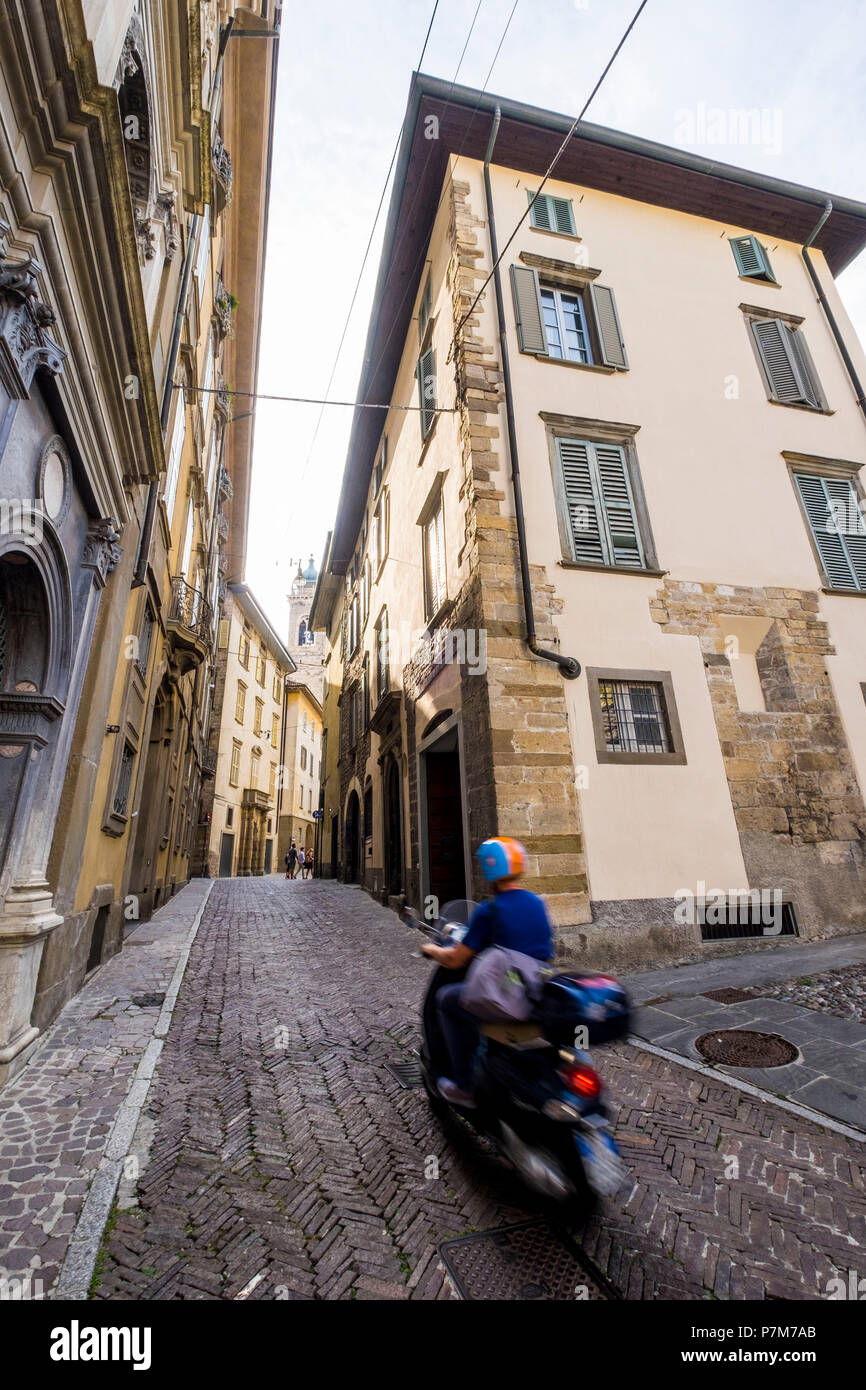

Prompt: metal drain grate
xmin=130 ymin=991 xmax=166 ymax=1008
xmin=439 ymin=1220 xmax=612 ymax=1301
xmin=384 ymin=1061 xmax=424 ymax=1088
xmin=701 ymin=987 xmax=761 ymax=1004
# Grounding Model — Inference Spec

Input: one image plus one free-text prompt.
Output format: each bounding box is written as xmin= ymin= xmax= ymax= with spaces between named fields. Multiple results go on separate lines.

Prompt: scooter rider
xmin=420 ymin=838 xmax=553 ymax=1108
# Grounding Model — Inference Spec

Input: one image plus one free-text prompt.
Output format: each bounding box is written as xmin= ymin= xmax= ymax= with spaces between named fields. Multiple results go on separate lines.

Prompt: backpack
xmin=461 ymin=944 xmax=547 ymax=1021
xmin=460 ymin=902 xmax=548 ymax=1022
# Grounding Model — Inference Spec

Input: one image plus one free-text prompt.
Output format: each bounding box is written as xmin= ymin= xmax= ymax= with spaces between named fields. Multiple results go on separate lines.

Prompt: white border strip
xmin=628 ymin=1037 xmax=866 ymax=1144
xmin=52 ymin=880 xmax=215 ymax=1300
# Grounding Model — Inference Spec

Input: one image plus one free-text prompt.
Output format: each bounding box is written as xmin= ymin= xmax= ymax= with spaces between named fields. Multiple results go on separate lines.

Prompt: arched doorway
xmin=344 ymin=791 xmax=360 ymax=884
xmin=385 ymin=756 xmax=403 ymax=898
xmin=128 ymin=681 xmax=173 ymax=916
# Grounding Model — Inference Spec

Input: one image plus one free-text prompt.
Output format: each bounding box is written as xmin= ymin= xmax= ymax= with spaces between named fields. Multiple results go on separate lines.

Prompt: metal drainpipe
xmin=481 ymin=108 xmax=580 ymax=679
xmin=132 ymin=18 xmax=236 ymax=588
xmin=802 ymin=199 xmax=866 ymax=425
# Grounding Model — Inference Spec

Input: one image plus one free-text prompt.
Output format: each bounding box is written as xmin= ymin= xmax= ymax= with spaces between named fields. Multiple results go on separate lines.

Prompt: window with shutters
xmin=416 ymin=346 xmax=436 ymax=439
xmin=218 ymin=618 xmax=230 ymax=650
xmin=254 ymin=697 xmax=264 ymax=733
xmin=372 ymin=488 xmax=390 ymax=574
xmin=229 ymin=740 xmax=241 ymax=787
xmin=527 ymin=190 xmax=577 ymax=237
xmin=239 ymin=633 xmax=251 ymax=669
xmin=375 ymin=608 xmax=390 ymax=703
xmin=269 ymin=762 xmax=276 ymax=799
xmin=510 ymin=264 xmax=628 ymax=370
xmin=792 ymin=470 xmax=866 ymax=592
xmin=374 ymin=437 xmax=387 ymax=495
xmin=730 ymin=235 xmax=776 ymax=283
xmin=250 ymin=749 xmax=260 ymax=789
xmin=300 ymin=745 xmax=307 ymax=771
xmin=272 ymin=714 xmax=279 ymax=748
xmin=256 ymin=651 xmax=266 ymax=686
xmin=418 ymin=273 xmax=432 ymax=340
xmin=745 ymin=310 xmax=824 ymax=409
xmin=552 ymin=435 xmax=655 ymax=572
xmin=587 ymin=668 xmax=687 ymax=766
xmin=235 ymin=680 xmax=246 ymax=724
xmin=423 ymin=495 xmax=447 ymax=620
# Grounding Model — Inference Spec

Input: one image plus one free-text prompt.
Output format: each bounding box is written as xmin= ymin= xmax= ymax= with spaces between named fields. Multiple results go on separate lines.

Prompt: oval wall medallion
xmin=36 ymin=436 xmax=71 ymax=525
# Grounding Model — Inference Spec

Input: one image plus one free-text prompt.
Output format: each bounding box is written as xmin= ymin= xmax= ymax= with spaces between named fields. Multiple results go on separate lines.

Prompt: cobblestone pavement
xmin=92 ymin=878 xmax=865 ymax=1302
xmin=0 ymin=880 xmax=212 ymax=1296
xmin=757 ymin=963 xmax=866 ymax=1024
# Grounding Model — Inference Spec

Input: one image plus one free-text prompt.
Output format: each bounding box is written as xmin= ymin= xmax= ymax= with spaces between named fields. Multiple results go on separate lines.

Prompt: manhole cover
xmin=130 ymin=991 xmax=166 ymax=1008
xmin=701 ymin=987 xmax=761 ymax=1004
xmin=384 ymin=1061 xmax=423 ymax=1088
xmin=439 ymin=1220 xmax=612 ymax=1301
xmin=695 ymin=1029 xmax=798 ymax=1067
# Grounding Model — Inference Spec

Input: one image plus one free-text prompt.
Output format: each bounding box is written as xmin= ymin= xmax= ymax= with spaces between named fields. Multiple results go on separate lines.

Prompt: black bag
xmin=532 ymin=972 xmax=631 ymax=1046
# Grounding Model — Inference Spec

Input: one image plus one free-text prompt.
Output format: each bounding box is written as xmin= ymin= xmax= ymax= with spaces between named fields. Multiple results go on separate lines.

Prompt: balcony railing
xmin=201 ymin=747 xmax=218 ymax=778
xmin=212 ymin=131 xmax=233 ymax=214
xmin=213 ymin=275 xmax=235 ymax=341
xmin=166 ymin=576 xmax=213 ymax=673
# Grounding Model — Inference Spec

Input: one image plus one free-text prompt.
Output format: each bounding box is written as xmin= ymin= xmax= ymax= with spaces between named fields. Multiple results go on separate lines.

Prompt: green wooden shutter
xmin=416 ymin=347 xmax=436 ymax=436
xmin=731 ymin=235 xmax=776 ymax=282
xmin=557 ymin=439 xmax=644 ymax=568
xmin=594 ymin=444 xmax=645 ymax=568
xmin=509 ymin=264 xmax=546 ymax=353
xmin=752 ymin=319 xmax=818 ymax=406
xmin=794 ymin=473 xmax=866 ymax=590
xmin=527 ymin=191 xmax=576 ymax=235
xmin=589 ymin=283 xmax=628 ymax=369
xmin=556 ymin=439 xmax=606 ymax=565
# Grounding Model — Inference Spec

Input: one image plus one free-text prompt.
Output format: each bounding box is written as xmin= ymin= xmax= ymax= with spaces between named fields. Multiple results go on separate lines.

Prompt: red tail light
xmin=559 ymin=1062 xmax=602 ymax=1099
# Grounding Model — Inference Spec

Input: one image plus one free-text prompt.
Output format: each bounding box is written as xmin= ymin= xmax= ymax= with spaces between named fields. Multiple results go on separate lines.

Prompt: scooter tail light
xmin=558 ymin=1061 xmax=602 ymax=1099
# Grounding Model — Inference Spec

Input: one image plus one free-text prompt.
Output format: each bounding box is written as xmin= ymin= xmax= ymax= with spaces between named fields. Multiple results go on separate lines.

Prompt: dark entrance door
xmin=330 ymin=814 xmax=338 ymax=879
xmin=264 ymin=838 xmax=273 ymax=874
xmin=424 ymin=738 xmax=466 ymax=908
xmin=345 ymin=792 xmax=360 ymax=883
xmin=385 ymin=758 xmax=403 ymax=897
xmin=219 ymin=832 xmax=235 ymax=877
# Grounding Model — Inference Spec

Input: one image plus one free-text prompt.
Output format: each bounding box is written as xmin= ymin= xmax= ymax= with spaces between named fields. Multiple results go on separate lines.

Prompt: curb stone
xmin=51 ymin=879 xmax=215 ymax=1300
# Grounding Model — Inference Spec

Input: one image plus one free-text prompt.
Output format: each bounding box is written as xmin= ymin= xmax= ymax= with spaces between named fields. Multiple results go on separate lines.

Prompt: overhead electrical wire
xmin=449 ymin=0 xmax=650 ymax=358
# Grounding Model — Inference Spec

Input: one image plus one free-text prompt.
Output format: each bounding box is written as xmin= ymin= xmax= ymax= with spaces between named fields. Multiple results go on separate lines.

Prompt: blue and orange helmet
xmin=476 ymin=837 xmax=528 ymax=884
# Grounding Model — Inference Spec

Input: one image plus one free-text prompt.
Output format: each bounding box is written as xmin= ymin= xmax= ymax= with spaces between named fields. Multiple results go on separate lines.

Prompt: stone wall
xmin=651 ymin=578 xmax=866 ymax=935
xmin=447 ymin=178 xmax=591 ymax=937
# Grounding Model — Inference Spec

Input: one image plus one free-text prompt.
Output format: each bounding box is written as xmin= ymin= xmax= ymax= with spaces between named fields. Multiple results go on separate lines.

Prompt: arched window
xmin=298 ymin=618 xmax=307 ymax=645
xmin=117 ymin=19 xmax=157 ymax=263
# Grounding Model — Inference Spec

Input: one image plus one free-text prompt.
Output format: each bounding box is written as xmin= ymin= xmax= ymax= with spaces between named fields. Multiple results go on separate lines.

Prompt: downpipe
xmin=802 ymin=200 xmax=866 ymax=426
xmin=481 ymin=108 xmax=580 ymax=680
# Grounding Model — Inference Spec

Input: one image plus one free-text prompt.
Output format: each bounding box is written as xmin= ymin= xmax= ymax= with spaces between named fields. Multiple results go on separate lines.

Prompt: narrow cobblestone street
xmin=79 ymin=877 xmax=864 ymax=1302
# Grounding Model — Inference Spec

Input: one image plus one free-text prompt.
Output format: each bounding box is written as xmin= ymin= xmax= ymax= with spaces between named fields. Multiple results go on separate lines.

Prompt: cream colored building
xmin=0 ymin=1 xmax=278 ymax=1088
xmin=202 ymin=584 xmax=293 ymax=877
xmin=312 ymin=74 xmax=866 ymax=970
xmin=277 ymin=683 xmax=324 ymax=866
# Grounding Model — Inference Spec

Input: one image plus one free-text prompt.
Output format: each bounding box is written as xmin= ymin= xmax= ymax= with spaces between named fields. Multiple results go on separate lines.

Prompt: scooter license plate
xmin=576 ymin=1128 xmax=627 ymax=1198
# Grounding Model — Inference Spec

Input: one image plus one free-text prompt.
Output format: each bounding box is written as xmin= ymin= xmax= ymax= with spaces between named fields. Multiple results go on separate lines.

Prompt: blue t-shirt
xmin=461 ymin=888 xmax=553 ymax=961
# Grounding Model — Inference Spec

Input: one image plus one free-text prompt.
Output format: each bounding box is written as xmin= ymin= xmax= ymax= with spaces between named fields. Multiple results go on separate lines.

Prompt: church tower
xmin=287 ymin=554 xmax=325 ymax=701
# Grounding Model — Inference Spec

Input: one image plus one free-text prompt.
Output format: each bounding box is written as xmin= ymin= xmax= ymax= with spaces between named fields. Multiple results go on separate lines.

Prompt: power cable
xmin=450 ymin=0 xmax=650 ymax=357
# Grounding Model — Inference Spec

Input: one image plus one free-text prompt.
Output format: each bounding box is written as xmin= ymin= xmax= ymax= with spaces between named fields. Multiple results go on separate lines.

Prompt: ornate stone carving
xmin=156 ymin=191 xmax=180 ymax=261
xmin=134 ymin=212 xmax=157 ymax=263
xmin=0 ymin=691 xmax=65 ymax=748
xmin=0 ymin=251 xmax=65 ymax=396
xmin=81 ymin=518 xmax=122 ymax=587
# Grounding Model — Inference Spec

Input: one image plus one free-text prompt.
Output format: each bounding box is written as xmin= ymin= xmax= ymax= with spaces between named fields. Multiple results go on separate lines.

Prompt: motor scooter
xmin=406 ymin=900 xmax=629 ymax=1210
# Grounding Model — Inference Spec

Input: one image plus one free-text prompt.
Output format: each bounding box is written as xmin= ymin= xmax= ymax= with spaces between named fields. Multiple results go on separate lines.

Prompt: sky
xmin=245 ymin=0 xmax=866 ymax=636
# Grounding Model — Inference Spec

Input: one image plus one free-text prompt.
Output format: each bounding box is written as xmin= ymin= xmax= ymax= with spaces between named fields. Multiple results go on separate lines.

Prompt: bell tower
xmin=287 ymin=554 xmax=324 ymax=699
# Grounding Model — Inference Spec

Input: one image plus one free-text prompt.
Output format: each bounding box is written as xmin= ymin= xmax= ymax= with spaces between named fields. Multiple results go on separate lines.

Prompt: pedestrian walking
xmin=297 ymin=847 xmax=306 ymax=878
xmin=303 ymin=852 xmax=314 ymax=879
xmin=286 ymin=842 xmax=298 ymax=879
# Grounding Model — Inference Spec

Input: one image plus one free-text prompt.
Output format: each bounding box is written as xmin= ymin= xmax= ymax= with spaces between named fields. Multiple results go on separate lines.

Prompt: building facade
xmin=276 ymin=681 xmax=323 ymax=867
xmin=0 ymin=0 xmax=279 ymax=1087
xmin=311 ymin=74 xmax=866 ymax=970
xmin=200 ymin=583 xmax=293 ymax=878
